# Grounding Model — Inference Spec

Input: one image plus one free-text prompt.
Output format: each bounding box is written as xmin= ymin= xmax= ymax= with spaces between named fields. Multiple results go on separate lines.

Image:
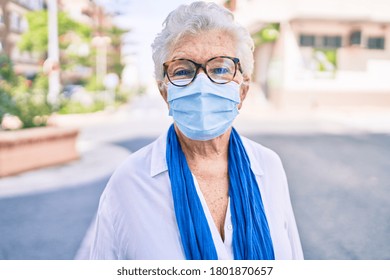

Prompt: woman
xmin=90 ymin=1 xmax=303 ymax=260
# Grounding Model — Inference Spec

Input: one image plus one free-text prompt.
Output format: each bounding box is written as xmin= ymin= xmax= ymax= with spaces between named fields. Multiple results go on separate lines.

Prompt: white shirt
xmin=89 ymin=130 xmax=304 ymax=260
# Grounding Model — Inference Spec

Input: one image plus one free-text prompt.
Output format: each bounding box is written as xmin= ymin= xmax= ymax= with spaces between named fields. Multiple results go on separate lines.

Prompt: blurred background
xmin=0 ymin=0 xmax=389 ymax=260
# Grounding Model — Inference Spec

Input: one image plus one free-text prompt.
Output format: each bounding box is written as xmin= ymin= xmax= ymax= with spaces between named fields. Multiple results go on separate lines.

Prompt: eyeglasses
xmin=163 ymin=56 xmax=242 ymax=87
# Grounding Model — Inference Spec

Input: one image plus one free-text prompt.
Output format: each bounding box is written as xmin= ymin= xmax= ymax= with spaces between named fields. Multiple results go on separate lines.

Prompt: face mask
xmin=167 ymin=74 xmax=241 ymax=141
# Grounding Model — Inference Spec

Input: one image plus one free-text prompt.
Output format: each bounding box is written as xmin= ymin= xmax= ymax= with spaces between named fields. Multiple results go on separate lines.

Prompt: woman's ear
xmin=157 ymin=81 xmax=169 ymax=105
xmin=238 ymin=75 xmax=250 ymax=109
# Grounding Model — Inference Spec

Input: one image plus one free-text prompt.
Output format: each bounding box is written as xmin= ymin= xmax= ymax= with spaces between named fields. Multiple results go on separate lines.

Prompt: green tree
xmin=18 ymin=10 xmax=91 ymax=55
xmin=104 ymin=26 xmax=127 ymax=77
xmin=252 ymin=23 xmax=280 ymax=47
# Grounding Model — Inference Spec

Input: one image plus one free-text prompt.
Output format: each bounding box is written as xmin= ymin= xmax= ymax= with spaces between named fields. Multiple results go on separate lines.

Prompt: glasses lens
xmin=206 ymin=57 xmax=236 ymax=84
xmin=166 ymin=60 xmax=196 ymax=86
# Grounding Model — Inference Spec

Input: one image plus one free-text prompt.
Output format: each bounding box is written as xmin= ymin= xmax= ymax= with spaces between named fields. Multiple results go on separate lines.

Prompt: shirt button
xmin=227 ymin=225 xmax=233 ymax=230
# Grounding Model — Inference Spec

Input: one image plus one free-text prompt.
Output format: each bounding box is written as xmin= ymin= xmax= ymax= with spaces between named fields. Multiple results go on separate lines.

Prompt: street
xmin=250 ymin=132 xmax=390 ymax=259
xmin=0 ymin=95 xmax=389 ymax=260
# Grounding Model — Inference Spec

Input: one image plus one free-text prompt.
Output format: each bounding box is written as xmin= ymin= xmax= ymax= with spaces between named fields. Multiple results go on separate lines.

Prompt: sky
xmin=96 ymin=0 xmax=196 ymax=86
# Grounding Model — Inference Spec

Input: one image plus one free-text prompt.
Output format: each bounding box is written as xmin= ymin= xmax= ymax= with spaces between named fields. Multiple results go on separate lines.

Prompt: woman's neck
xmin=174 ymin=125 xmax=231 ymax=162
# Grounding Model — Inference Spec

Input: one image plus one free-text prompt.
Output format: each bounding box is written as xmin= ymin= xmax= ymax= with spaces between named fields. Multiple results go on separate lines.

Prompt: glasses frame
xmin=163 ymin=56 xmax=243 ymax=87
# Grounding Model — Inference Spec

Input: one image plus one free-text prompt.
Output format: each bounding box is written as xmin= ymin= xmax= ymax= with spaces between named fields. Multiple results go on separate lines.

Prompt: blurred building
xmin=59 ymin=0 xmax=113 ymax=32
xmin=58 ymin=0 xmax=97 ymax=84
xmin=0 ymin=0 xmax=45 ymax=77
xmin=221 ymin=0 xmax=390 ymax=108
xmin=59 ymin=0 xmax=119 ymax=85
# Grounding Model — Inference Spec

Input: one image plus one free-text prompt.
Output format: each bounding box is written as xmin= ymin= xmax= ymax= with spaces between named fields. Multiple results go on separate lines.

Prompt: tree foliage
xmin=0 ymin=55 xmax=17 ymax=123
xmin=104 ymin=26 xmax=127 ymax=76
xmin=252 ymin=23 xmax=280 ymax=47
xmin=0 ymin=54 xmax=52 ymax=128
xmin=18 ymin=10 xmax=91 ymax=55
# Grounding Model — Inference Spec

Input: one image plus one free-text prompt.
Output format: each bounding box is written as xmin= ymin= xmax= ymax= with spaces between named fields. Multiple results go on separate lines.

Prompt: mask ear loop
xmin=157 ymin=80 xmax=168 ymax=90
xmin=235 ymin=60 xmax=248 ymax=87
xmin=240 ymin=72 xmax=251 ymax=86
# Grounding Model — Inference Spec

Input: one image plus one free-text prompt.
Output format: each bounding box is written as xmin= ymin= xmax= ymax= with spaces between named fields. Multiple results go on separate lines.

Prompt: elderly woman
xmin=90 ymin=1 xmax=303 ymax=260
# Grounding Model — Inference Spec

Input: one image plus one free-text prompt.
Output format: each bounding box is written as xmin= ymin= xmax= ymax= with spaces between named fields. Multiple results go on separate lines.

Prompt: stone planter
xmin=0 ymin=126 xmax=79 ymax=177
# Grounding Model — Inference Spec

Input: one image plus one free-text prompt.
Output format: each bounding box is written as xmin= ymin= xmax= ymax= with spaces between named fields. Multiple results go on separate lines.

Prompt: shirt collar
xmin=150 ymin=130 xmax=169 ymax=177
xmin=240 ymin=136 xmax=265 ymax=177
xmin=247 ymin=152 xmax=264 ymax=177
xmin=149 ymin=129 xmax=265 ymax=178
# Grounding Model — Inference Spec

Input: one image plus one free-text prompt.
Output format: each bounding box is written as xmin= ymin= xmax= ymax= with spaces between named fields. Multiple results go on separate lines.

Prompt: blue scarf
xmin=166 ymin=124 xmax=275 ymax=260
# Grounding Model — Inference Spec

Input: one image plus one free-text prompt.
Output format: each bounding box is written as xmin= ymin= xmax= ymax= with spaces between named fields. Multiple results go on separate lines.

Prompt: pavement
xmin=1 ymin=90 xmax=390 ymax=259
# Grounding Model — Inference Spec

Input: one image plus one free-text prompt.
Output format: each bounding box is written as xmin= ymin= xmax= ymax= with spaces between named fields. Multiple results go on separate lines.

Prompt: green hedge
xmin=0 ymin=54 xmax=52 ymax=129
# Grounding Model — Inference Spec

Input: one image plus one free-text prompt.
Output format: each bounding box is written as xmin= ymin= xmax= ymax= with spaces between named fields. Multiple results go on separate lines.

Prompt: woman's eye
xmin=212 ymin=67 xmax=229 ymax=75
xmin=173 ymin=69 xmax=193 ymax=77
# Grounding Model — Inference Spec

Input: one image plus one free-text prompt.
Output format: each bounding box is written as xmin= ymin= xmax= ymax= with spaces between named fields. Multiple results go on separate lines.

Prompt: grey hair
xmin=151 ymin=1 xmax=254 ymax=82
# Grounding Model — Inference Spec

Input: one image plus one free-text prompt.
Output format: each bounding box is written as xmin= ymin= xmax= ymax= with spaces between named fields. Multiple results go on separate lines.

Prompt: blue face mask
xmin=167 ymin=74 xmax=241 ymax=141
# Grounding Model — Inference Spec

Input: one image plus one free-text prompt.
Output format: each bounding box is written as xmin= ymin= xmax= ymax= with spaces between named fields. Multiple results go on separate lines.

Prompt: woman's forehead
xmin=168 ymin=30 xmax=236 ymax=62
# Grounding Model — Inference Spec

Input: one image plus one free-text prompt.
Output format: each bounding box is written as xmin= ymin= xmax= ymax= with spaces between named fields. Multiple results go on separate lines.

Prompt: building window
xmin=367 ymin=37 xmax=385 ymax=50
xmin=322 ymin=36 xmax=342 ymax=48
xmin=350 ymin=31 xmax=362 ymax=46
xmin=299 ymin=35 xmax=315 ymax=47
xmin=300 ymin=34 xmax=342 ymax=48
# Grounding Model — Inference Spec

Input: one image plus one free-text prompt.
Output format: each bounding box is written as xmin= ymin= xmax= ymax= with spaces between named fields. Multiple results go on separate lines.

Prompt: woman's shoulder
xmin=99 ymin=132 xmax=167 ymax=204
xmin=239 ymin=135 xmax=287 ymax=179
xmin=111 ymin=133 xmax=166 ymax=181
xmin=240 ymin=135 xmax=282 ymax=165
